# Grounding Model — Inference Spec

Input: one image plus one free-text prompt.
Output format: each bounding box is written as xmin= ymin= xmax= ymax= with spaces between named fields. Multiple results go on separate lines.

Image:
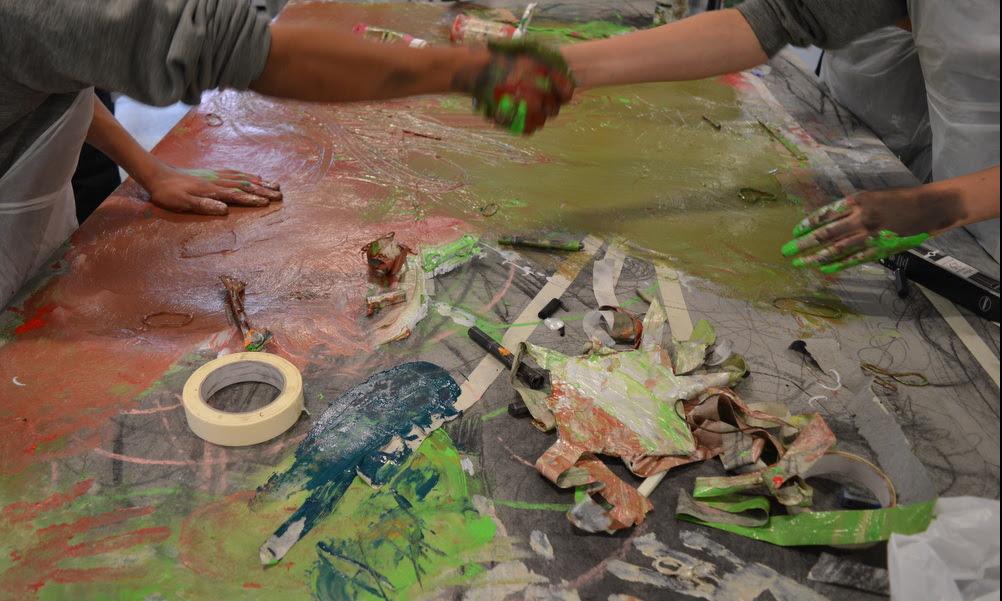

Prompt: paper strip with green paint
xmin=677 ymin=496 xmax=935 ymax=546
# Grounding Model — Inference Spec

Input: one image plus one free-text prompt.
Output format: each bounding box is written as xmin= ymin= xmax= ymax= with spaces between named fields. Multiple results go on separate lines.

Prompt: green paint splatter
xmin=312 ymin=430 xmax=496 ymax=600
xmin=480 ymin=406 xmax=509 ymax=422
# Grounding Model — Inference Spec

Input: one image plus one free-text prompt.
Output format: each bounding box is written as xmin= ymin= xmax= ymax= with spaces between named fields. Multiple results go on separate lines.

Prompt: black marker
xmin=467 ymin=326 xmax=546 ymax=389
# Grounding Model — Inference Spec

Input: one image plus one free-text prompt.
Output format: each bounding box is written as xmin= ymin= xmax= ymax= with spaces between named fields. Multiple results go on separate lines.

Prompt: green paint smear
xmin=17 ymin=430 xmax=494 ymax=600
xmin=312 ymin=429 xmax=496 ymax=600
xmin=422 ymin=234 xmax=481 ymax=274
xmin=528 ymin=20 xmax=635 ymax=41
xmin=492 ymin=498 xmax=574 ymax=512
xmin=480 ymin=406 xmax=509 ymax=422
xmin=423 ymin=80 xmax=813 ymax=302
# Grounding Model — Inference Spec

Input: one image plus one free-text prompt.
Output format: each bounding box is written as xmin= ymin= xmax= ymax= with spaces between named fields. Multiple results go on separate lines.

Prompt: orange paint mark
xmin=718 ymin=72 xmax=751 ymax=91
xmin=243 ymin=582 xmax=263 ymax=589
xmin=13 ymin=305 xmax=56 ymax=336
xmin=2 ymin=479 xmax=95 ymax=523
xmin=23 ymin=432 xmax=64 ymax=456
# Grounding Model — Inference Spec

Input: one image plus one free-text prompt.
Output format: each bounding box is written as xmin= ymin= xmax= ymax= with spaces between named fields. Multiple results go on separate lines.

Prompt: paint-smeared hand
xmin=143 ymin=166 xmax=282 ymax=215
xmin=465 ymin=40 xmax=574 ymax=135
xmin=780 ymin=186 xmax=965 ymax=273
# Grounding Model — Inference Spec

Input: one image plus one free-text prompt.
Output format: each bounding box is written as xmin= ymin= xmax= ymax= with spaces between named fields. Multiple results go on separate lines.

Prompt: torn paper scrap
xmin=371 ymin=254 xmax=429 ymax=345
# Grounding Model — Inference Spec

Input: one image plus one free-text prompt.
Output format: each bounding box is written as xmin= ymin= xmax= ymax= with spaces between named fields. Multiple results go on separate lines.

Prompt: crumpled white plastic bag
xmin=889 ymin=497 xmax=1000 ymax=601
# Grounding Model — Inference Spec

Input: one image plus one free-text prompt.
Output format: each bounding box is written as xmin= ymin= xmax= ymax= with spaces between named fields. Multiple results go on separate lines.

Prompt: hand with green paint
xmin=142 ymin=166 xmax=282 ymax=216
xmin=468 ymin=40 xmax=575 ymax=135
xmin=780 ymin=177 xmax=991 ymax=273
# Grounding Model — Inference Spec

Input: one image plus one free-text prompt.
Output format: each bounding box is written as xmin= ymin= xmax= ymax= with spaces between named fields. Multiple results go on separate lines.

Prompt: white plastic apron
xmin=0 ymin=89 xmax=93 ymax=308
xmin=910 ymin=0 xmax=1000 ymax=262
xmin=820 ymin=27 xmax=933 ymax=183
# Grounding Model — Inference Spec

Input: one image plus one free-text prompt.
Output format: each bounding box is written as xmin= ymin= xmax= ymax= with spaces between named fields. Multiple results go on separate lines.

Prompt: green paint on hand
xmin=819 ymin=230 xmax=929 ymax=274
xmin=510 ymin=100 xmax=528 ymax=135
xmin=787 ymin=229 xmax=929 ymax=272
xmin=497 ymin=95 xmax=515 ymax=122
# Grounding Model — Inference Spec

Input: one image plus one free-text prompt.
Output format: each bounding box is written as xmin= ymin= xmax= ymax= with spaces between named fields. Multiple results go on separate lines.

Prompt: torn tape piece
xmin=676 ymin=490 xmax=770 ymax=527
xmin=593 ymin=245 xmax=626 ymax=330
xmin=582 ymin=309 xmax=616 ymax=348
xmin=182 ymin=352 xmax=304 ymax=447
xmin=671 ymin=319 xmax=716 ymax=375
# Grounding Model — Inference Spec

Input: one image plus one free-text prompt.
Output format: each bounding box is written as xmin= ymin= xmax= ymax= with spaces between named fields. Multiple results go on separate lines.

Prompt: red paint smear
xmin=2 ymin=479 xmax=94 ymax=523
xmin=1 ymin=506 xmax=165 ymax=597
xmin=0 ymin=337 xmax=180 ymax=475
xmin=243 ymin=582 xmax=263 ymax=589
xmin=718 ymin=72 xmax=751 ymax=91
xmin=772 ymin=475 xmax=785 ymax=488
xmin=13 ymin=305 xmax=56 ymax=336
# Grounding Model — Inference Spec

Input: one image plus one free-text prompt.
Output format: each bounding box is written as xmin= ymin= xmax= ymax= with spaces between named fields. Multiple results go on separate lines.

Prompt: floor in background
xmin=114 ymin=97 xmax=190 ymax=152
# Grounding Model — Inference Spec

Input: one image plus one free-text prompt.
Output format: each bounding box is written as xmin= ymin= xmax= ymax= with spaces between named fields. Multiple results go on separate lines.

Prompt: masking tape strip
xmin=638 ymin=264 xmax=693 ymax=498
xmin=918 ymin=284 xmax=1000 ymax=388
xmin=594 ymin=243 xmax=626 ymax=329
xmin=456 ymin=235 xmax=601 ymax=411
xmin=655 ymin=263 xmax=693 ymax=339
xmin=182 ymin=352 xmax=304 ymax=446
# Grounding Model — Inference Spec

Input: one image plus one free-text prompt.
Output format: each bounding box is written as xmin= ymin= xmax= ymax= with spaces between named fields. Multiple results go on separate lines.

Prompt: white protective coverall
xmin=823 ymin=2 xmax=1000 ymax=262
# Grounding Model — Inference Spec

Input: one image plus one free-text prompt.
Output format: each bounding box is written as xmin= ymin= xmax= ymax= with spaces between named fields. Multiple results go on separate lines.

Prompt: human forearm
xmin=932 ymin=166 xmax=1000 ymax=228
xmin=251 ymin=24 xmax=489 ymax=102
xmin=562 ymin=9 xmax=767 ymax=88
xmin=84 ymin=93 xmax=165 ymax=189
xmin=84 ymin=94 xmax=282 ymax=215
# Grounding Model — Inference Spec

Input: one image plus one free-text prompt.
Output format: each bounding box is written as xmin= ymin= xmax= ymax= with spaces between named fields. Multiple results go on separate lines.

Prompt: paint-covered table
xmin=1 ymin=2 xmax=998 ymax=600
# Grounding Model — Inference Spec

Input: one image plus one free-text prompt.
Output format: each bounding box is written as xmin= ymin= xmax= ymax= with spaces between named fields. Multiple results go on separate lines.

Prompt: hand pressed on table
xmin=779 ymin=186 xmax=967 ymax=274
xmin=465 ymin=40 xmax=575 ymax=135
xmin=142 ymin=167 xmax=282 ymax=216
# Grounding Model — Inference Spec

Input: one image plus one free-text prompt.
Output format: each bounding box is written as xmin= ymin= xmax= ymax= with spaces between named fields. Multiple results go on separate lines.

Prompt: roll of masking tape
xmin=182 ymin=352 xmax=304 ymax=446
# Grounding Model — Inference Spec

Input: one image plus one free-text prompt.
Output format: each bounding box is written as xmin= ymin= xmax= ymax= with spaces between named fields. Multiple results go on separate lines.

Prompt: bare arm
xmin=85 ymin=94 xmax=281 ymax=215
xmin=84 ymin=96 xmax=164 ymax=192
xmin=562 ymin=9 xmax=767 ymax=88
xmin=251 ymin=25 xmax=490 ymax=102
xmin=561 ymin=0 xmax=907 ymax=89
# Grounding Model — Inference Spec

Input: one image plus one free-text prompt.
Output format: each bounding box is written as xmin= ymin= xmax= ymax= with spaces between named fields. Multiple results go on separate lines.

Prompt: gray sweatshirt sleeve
xmin=737 ymin=0 xmax=908 ymax=56
xmin=0 ymin=0 xmax=271 ymax=106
